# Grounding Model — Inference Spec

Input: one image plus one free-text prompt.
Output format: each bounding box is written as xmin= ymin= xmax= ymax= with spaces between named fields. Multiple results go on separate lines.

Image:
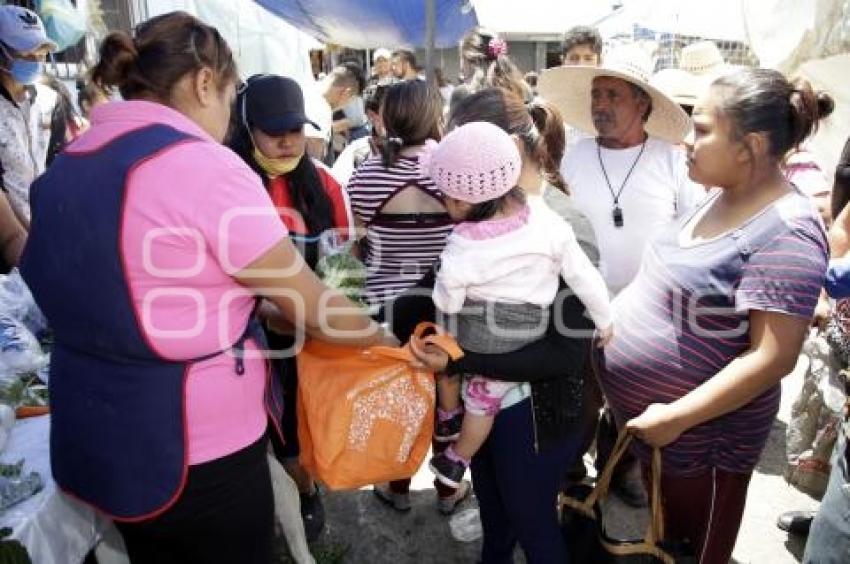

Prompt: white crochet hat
xmin=426 ymin=122 xmax=522 ymax=204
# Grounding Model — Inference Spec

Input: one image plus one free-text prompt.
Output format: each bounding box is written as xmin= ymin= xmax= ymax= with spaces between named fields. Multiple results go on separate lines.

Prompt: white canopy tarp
xmin=472 ymin=0 xmax=611 ymax=39
xmin=473 ymin=0 xmax=749 ymax=41
xmin=144 ymin=0 xmax=320 ymax=80
xmin=143 ymin=0 xmax=330 ymax=138
xmin=743 ymin=0 xmax=850 ymax=175
xmin=597 ymin=0 xmax=749 ymax=41
xmin=743 ymin=0 xmax=850 ymax=73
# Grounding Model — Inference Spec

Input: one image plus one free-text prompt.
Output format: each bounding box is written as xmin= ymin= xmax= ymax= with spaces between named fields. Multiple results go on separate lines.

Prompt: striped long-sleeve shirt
xmin=597 ymin=188 xmax=828 ymax=477
xmin=347 ymin=153 xmax=453 ymax=308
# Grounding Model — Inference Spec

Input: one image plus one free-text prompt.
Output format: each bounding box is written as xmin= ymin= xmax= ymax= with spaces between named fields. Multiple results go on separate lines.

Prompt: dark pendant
xmin=612 ymin=205 xmax=624 ymax=228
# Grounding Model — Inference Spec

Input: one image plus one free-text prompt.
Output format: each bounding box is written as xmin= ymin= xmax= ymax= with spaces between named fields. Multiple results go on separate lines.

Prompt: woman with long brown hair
xmin=346 ymin=79 xmax=473 ymax=513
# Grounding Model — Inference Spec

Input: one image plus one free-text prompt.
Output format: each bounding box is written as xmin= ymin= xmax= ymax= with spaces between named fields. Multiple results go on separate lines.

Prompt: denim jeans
xmin=471 ymin=398 xmax=581 ymax=564
xmin=803 ymin=430 xmax=850 ymax=564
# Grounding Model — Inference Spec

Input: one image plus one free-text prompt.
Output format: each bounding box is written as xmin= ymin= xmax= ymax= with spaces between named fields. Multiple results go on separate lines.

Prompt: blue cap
xmin=0 ymin=6 xmax=57 ymax=53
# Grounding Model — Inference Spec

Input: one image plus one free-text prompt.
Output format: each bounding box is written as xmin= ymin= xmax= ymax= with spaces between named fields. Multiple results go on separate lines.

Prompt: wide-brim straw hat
xmin=679 ymin=40 xmax=729 ymax=77
xmin=538 ymin=44 xmax=691 ymax=144
xmin=652 ymin=41 xmax=737 ymax=111
xmin=651 ymin=68 xmax=703 ymax=108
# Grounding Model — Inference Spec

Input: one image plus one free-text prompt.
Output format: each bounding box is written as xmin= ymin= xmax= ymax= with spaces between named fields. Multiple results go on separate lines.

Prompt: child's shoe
xmin=436 ymin=479 xmax=472 ymax=515
xmin=429 ymin=452 xmax=467 ymax=488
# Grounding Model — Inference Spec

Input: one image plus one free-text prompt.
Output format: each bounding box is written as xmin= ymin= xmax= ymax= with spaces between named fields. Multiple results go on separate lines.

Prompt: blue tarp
xmin=252 ymin=0 xmax=478 ymax=49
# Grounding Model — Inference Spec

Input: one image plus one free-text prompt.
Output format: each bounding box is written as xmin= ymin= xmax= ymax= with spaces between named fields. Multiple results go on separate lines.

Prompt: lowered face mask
xmin=253 ymin=146 xmax=303 ymax=178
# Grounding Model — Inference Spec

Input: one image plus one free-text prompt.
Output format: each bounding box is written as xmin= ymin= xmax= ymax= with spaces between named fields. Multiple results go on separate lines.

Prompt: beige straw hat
xmin=651 ymin=41 xmax=735 ymax=110
xmin=651 ymin=68 xmax=702 ymax=108
xmin=538 ymin=43 xmax=691 ymax=144
xmin=679 ymin=40 xmax=728 ymax=76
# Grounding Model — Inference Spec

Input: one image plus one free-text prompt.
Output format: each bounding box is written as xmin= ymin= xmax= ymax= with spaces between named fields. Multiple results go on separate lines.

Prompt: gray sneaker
xmin=373 ymin=482 xmax=412 ymax=512
xmin=437 ymin=479 xmax=472 ymax=515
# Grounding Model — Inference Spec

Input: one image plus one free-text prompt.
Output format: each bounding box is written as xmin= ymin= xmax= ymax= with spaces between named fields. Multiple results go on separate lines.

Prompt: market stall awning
xmin=252 ymin=0 xmax=478 ymax=49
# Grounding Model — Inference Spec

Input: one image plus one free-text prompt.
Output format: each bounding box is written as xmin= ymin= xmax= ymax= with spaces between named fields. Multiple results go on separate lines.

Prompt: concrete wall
xmin=507 ymin=42 xmax=537 ymax=74
xmin=413 ymin=47 xmax=461 ymax=82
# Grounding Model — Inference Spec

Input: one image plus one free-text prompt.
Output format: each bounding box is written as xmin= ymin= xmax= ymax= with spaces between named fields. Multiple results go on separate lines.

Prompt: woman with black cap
xmin=228 ymin=74 xmax=351 ymax=542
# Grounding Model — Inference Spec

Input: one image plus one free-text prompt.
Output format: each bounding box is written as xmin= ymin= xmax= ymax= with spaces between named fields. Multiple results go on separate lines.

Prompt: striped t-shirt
xmin=347 ymin=153 xmax=453 ymax=307
xmin=598 ymin=188 xmax=827 ymax=476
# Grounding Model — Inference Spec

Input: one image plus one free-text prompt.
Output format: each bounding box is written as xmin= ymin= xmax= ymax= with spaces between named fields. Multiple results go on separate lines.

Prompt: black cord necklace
xmin=596 ymin=140 xmax=647 ymax=228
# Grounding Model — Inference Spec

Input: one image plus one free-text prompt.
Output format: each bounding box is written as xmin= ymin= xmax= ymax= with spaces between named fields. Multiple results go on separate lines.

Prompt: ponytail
xmin=486 ymin=57 xmax=532 ymax=103
xmin=528 ymin=100 xmax=569 ymax=194
xmin=788 ymin=80 xmax=821 ymax=150
xmin=789 ymin=81 xmax=835 ymax=149
xmin=91 ymin=31 xmax=139 ymax=92
xmin=378 ymin=136 xmax=405 ymax=168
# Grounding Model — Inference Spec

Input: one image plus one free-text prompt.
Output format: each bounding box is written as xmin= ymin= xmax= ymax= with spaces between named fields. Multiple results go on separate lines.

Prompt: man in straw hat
xmin=539 ymin=43 xmax=704 ymax=506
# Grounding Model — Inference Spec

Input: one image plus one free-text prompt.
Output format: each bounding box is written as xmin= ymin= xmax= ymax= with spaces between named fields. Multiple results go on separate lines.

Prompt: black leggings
xmin=115 ymin=435 xmax=275 ymax=564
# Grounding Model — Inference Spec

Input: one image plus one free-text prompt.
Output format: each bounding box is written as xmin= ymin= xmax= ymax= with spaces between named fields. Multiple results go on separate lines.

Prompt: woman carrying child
xmin=423 ymin=121 xmax=612 ymax=487
xmin=404 ymin=90 xmax=604 ymax=563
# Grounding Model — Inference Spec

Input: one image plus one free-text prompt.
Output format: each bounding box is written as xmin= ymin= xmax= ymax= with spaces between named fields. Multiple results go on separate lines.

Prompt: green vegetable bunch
xmin=316 ymin=252 xmax=367 ymax=305
xmin=0 ymin=528 xmax=30 ymax=564
xmin=0 ymin=376 xmax=47 ymax=409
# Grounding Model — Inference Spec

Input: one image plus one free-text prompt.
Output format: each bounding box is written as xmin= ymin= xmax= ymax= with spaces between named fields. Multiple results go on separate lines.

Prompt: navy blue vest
xmin=20 ymin=124 xmax=283 ymax=520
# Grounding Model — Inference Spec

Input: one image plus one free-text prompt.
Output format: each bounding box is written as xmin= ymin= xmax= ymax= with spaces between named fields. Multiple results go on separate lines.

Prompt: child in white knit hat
xmin=425 ymin=121 xmax=613 ymax=487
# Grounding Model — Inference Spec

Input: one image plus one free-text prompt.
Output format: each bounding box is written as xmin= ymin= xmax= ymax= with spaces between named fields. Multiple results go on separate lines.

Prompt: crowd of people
xmin=1 ymin=4 xmax=849 ymax=564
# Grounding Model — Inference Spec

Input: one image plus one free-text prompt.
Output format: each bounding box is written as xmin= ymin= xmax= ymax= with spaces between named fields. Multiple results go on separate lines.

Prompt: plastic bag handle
xmin=583 ymin=428 xmax=632 ymax=507
xmin=367 ymin=322 xmax=464 ymax=364
xmin=580 ymin=428 xmax=666 ymax=545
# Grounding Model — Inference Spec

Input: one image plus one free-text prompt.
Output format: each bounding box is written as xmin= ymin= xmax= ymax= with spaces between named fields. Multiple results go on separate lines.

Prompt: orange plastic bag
xmin=297 ymin=322 xmax=462 ymax=490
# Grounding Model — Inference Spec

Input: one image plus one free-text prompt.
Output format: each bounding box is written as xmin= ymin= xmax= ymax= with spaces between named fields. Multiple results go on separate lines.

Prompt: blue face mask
xmin=8 ymin=59 xmax=43 ymax=86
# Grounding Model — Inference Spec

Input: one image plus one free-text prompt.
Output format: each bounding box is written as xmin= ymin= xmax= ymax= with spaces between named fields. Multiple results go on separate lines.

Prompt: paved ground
xmin=281 ymin=353 xmax=823 ymax=563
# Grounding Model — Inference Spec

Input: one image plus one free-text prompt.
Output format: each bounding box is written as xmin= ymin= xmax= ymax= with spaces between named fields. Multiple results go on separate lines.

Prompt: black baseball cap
xmin=242 ymin=74 xmax=319 ymax=135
